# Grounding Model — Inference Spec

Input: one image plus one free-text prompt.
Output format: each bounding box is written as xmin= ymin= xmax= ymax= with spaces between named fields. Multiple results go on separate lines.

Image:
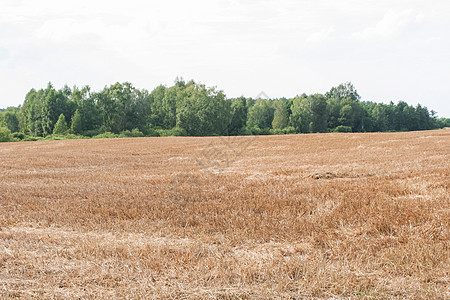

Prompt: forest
xmin=0 ymin=79 xmax=449 ymax=142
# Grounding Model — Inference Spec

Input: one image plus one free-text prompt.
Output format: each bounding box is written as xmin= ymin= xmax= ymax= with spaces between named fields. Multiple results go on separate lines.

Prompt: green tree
xmin=392 ymin=101 xmax=410 ymax=131
xmin=150 ymin=84 xmax=179 ymax=129
xmin=436 ymin=118 xmax=450 ymax=128
xmin=289 ymin=94 xmax=310 ymax=133
xmin=326 ymin=82 xmax=360 ymax=102
xmin=53 ymin=114 xmax=68 ymax=135
xmin=272 ymin=99 xmax=289 ymax=130
xmin=161 ymin=86 xmax=179 ymax=129
xmin=41 ymin=83 xmax=70 ymax=136
xmin=76 ymin=89 xmax=102 ymax=133
xmin=371 ymin=103 xmax=388 ymax=132
xmin=228 ymin=97 xmax=248 ymax=135
xmin=0 ymin=107 xmax=20 ymax=133
xmin=403 ymin=105 xmax=419 ymax=131
xmin=133 ymin=89 xmax=153 ymax=134
xmin=95 ymin=82 xmax=151 ymax=134
xmin=326 ymin=97 xmax=342 ymax=130
xmin=0 ymin=126 xmax=13 ymax=142
xmin=247 ymin=98 xmax=274 ymax=130
xmin=10 ymin=80 xmax=446 ymax=139
xmin=148 ymin=85 xmax=166 ymax=127
xmin=339 ymin=98 xmax=362 ymax=130
xmin=176 ymin=83 xmax=231 ymax=136
xmin=359 ymin=102 xmax=375 ymax=132
xmin=308 ymin=94 xmax=328 ymax=133
xmin=70 ymin=109 xmax=82 ymax=134
xmin=415 ymin=104 xmax=432 ymax=130
xmin=20 ymin=89 xmax=43 ymax=136
xmin=109 ymin=82 xmax=134 ymax=132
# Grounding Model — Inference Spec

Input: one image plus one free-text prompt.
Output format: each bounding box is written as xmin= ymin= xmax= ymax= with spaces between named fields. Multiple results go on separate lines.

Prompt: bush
xmin=22 ymin=135 xmax=39 ymax=141
xmin=51 ymin=133 xmax=86 ymax=141
xmin=156 ymin=127 xmax=187 ymax=137
xmin=0 ymin=126 xmax=13 ymax=142
xmin=119 ymin=130 xmax=132 ymax=138
xmin=130 ymin=128 xmax=144 ymax=137
xmin=283 ymin=126 xmax=297 ymax=134
xmin=92 ymin=132 xmax=119 ymax=139
xmin=171 ymin=127 xmax=187 ymax=136
xmin=53 ymin=114 xmax=69 ymax=135
xmin=144 ymin=124 xmax=160 ymax=137
xmin=239 ymin=128 xmax=253 ymax=136
xmin=82 ymin=129 xmax=103 ymax=137
xmin=334 ymin=125 xmax=353 ymax=133
xmin=269 ymin=127 xmax=297 ymax=135
xmin=63 ymin=134 xmax=86 ymax=140
xmin=155 ymin=129 xmax=168 ymax=137
xmin=119 ymin=129 xmax=145 ymax=138
xmin=47 ymin=135 xmax=67 ymax=140
xmin=12 ymin=132 xmax=25 ymax=140
xmin=436 ymin=118 xmax=450 ymax=129
xmin=145 ymin=127 xmax=160 ymax=137
xmin=247 ymin=126 xmax=272 ymax=135
xmin=270 ymin=128 xmax=284 ymax=135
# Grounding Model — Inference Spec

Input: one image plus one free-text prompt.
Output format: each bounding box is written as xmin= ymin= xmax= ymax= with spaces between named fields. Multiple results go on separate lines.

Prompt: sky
xmin=1 ymin=0 xmax=449 ymax=117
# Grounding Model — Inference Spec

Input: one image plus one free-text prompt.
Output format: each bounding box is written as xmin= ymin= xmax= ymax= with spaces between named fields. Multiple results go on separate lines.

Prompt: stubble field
xmin=0 ymin=130 xmax=449 ymax=299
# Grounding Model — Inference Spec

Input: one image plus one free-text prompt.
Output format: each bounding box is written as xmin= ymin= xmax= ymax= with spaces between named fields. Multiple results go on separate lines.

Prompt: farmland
xmin=0 ymin=130 xmax=449 ymax=298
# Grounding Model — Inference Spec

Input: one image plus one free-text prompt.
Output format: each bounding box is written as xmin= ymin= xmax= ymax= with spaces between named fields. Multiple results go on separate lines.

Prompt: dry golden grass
xmin=0 ymin=130 xmax=449 ymax=299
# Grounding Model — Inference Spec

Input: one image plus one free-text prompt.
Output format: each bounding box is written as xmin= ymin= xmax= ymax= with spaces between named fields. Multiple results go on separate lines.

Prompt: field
xmin=0 ymin=130 xmax=449 ymax=299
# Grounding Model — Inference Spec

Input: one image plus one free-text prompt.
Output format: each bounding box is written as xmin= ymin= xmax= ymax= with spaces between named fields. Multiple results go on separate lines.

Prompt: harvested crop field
xmin=0 ymin=130 xmax=449 ymax=299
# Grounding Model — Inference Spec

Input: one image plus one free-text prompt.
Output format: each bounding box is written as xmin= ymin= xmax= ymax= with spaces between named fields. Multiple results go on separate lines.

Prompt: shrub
xmin=270 ymin=128 xmax=284 ymax=135
xmin=130 ymin=128 xmax=144 ymax=137
xmin=171 ymin=127 xmax=187 ymax=136
xmin=70 ymin=109 xmax=82 ymax=134
xmin=12 ymin=132 xmax=25 ymax=140
xmin=119 ymin=130 xmax=132 ymax=138
xmin=145 ymin=127 xmax=160 ymax=137
xmin=334 ymin=125 xmax=352 ymax=133
xmin=64 ymin=134 xmax=86 ymax=140
xmin=0 ymin=126 xmax=13 ymax=142
xmin=269 ymin=127 xmax=297 ymax=135
xmin=144 ymin=124 xmax=160 ymax=137
xmin=53 ymin=114 xmax=69 ymax=135
xmin=83 ymin=129 xmax=103 ymax=137
xmin=248 ymin=126 xmax=272 ymax=135
xmin=47 ymin=135 xmax=66 ymax=140
xmin=92 ymin=132 xmax=119 ymax=139
xmin=283 ymin=126 xmax=297 ymax=134
xmin=436 ymin=118 xmax=450 ymax=129
xmin=156 ymin=127 xmax=187 ymax=137
xmin=119 ymin=129 xmax=145 ymax=138
xmin=155 ymin=129 xmax=169 ymax=137
xmin=240 ymin=128 xmax=253 ymax=136
xmin=23 ymin=135 xmax=39 ymax=141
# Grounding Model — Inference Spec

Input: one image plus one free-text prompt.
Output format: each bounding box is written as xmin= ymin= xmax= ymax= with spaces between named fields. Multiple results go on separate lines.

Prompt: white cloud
xmin=307 ymin=27 xmax=335 ymax=44
xmin=0 ymin=0 xmax=449 ymax=116
xmin=353 ymin=9 xmax=420 ymax=41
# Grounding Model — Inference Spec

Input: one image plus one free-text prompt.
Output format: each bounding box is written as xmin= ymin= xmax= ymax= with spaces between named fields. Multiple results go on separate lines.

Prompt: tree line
xmin=0 ymin=79 xmax=449 ymax=142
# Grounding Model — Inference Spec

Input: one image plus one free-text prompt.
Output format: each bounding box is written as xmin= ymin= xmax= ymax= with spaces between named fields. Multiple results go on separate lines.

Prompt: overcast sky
xmin=1 ymin=0 xmax=449 ymax=116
